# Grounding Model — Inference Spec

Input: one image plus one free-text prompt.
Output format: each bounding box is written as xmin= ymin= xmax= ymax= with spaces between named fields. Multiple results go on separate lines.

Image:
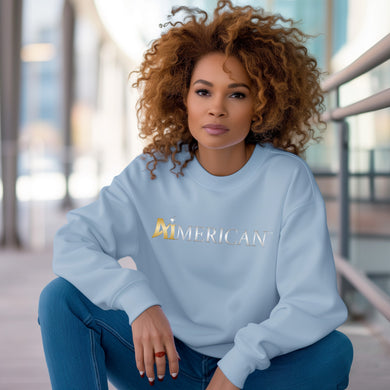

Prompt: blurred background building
xmin=0 ymin=1 xmax=389 ymax=387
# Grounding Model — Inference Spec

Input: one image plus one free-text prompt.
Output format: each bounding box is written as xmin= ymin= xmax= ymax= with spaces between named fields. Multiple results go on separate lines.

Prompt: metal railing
xmin=314 ymin=146 xmax=390 ymax=204
xmin=321 ymin=33 xmax=390 ymax=321
xmin=335 ymin=255 xmax=390 ymax=321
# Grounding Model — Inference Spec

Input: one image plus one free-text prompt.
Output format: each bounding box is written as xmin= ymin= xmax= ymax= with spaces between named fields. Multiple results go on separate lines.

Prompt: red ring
xmin=154 ymin=351 xmax=166 ymax=358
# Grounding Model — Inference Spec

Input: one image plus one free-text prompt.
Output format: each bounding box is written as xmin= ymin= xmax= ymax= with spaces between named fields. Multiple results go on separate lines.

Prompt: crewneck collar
xmin=185 ymin=144 xmax=267 ymax=191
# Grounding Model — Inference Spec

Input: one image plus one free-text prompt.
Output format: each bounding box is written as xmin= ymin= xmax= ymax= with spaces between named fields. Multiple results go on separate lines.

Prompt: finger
xmin=133 ymin=341 xmax=145 ymax=378
xmin=153 ymin=346 xmax=167 ymax=381
xmin=164 ymin=338 xmax=180 ymax=379
xmin=144 ymin=344 xmax=156 ymax=386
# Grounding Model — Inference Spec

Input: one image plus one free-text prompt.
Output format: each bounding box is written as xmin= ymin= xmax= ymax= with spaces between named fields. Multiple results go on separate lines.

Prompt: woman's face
xmin=186 ymin=52 xmax=255 ymax=153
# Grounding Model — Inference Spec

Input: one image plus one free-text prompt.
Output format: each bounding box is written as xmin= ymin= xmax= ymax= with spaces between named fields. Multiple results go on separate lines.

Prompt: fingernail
xmin=148 ymin=377 xmax=155 ymax=386
xmin=158 ymin=375 xmax=164 ymax=381
xmin=139 ymin=371 xmax=145 ymax=378
xmin=171 ymin=372 xmax=178 ymax=380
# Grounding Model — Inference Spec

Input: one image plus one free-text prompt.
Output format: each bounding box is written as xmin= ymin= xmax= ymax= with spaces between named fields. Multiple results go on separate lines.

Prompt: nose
xmin=208 ymin=96 xmax=227 ymax=118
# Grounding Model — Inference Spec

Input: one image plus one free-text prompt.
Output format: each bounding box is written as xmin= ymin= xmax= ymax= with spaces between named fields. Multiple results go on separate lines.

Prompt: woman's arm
xmin=54 ymin=169 xmax=184 ymax=381
xmin=217 ymin=198 xmax=348 ymax=389
xmin=53 ymin=167 xmax=160 ymax=324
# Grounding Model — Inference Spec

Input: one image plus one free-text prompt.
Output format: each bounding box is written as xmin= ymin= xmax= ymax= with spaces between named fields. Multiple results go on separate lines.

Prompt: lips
xmin=202 ymin=123 xmax=229 ymax=135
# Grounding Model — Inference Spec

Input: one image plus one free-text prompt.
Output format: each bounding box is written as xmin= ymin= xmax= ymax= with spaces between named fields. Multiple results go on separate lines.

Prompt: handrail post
xmin=338 ymin=118 xmax=350 ymax=261
xmin=336 ymin=119 xmax=350 ymax=298
xmin=333 ymin=87 xmax=350 ymax=261
xmin=369 ymin=149 xmax=375 ymax=202
xmin=334 ymin=85 xmax=350 ymax=298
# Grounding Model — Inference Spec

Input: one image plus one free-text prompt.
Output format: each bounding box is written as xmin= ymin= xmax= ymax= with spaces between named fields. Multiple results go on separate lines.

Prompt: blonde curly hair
xmin=132 ymin=0 xmax=325 ymax=179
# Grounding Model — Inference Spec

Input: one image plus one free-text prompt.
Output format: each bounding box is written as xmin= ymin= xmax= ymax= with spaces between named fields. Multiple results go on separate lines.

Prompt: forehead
xmin=191 ymin=52 xmax=251 ymax=84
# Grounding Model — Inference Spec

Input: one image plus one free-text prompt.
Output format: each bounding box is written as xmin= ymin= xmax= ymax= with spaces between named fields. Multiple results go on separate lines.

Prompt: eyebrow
xmin=193 ymin=79 xmax=251 ymax=90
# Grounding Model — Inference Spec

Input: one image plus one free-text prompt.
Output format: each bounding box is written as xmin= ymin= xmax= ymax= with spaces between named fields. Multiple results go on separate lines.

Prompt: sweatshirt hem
xmin=217 ymin=346 xmax=270 ymax=388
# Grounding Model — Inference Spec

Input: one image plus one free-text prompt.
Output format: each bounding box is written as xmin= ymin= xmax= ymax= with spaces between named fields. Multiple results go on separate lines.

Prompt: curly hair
xmin=132 ymin=0 xmax=325 ymax=179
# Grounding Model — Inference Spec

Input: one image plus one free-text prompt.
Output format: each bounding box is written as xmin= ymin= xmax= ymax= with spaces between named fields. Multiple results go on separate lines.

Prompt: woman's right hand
xmin=131 ymin=305 xmax=180 ymax=385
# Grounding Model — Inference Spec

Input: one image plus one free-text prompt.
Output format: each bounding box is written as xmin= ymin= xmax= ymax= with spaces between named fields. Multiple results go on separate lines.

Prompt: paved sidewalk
xmin=0 ymin=248 xmax=389 ymax=389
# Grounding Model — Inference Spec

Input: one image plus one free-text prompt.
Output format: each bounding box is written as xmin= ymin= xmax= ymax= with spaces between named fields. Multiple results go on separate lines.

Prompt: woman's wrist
xmin=206 ymin=367 xmax=240 ymax=390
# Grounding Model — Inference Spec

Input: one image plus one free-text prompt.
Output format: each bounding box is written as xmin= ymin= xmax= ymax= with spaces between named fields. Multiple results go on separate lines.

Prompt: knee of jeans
xmin=38 ymin=277 xmax=78 ymax=325
xmin=338 ymin=331 xmax=354 ymax=369
xmin=332 ymin=331 xmax=354 ymax=364
xmin=323 ymin=331 xmax=354 ymax=379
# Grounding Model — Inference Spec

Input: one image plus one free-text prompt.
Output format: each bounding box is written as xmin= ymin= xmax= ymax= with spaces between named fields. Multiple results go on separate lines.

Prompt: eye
xmin=195 ymin=89 xmax=210 ymax=97
xmin=230 ymin=92 xmax=246 ymax=99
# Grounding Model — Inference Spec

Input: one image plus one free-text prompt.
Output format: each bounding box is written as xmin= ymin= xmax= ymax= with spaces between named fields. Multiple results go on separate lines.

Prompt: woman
xmin=38 ymin=1 xmax=353 ymax=389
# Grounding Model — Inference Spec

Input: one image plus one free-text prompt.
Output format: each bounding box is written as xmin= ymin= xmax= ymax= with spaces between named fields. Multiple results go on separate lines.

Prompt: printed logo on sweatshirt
xmin=151 ymin=218 xmax=273 ymax=247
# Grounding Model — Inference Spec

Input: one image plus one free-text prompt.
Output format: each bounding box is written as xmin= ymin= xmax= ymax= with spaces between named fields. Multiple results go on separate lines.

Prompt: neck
xmin=196 ymin=144 xmax=255 ymax=176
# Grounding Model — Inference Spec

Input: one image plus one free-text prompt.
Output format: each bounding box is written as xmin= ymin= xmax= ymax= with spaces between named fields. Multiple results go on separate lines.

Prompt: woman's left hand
xmin=206 ymin=367 xmax=240 ymax=390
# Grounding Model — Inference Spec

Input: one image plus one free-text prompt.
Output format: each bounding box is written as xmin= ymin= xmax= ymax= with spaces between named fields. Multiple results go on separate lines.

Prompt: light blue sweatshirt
xmin=53 ymin=143 xmax=347 ymax=388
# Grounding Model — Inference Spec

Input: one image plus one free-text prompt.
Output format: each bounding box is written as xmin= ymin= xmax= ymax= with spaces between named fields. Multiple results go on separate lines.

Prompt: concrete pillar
xmin=61 ymin=0 xmax=75 ymax=208
xmin=0 ymin=0 xmax=23 ymax=247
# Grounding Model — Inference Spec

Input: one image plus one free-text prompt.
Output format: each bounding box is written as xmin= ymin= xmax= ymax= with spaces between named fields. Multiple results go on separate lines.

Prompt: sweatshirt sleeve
xmin=217 ymin=164 xmax=348 ymax=388
xmin=53 ymin=168 xmax=160 ymax=324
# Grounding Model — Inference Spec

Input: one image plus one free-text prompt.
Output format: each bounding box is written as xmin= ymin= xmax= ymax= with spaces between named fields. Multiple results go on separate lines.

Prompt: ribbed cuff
xmin=217 ymin=346 xmax=270 ymax=389
xmin=114 ymin=281 xmax=161 ymax=324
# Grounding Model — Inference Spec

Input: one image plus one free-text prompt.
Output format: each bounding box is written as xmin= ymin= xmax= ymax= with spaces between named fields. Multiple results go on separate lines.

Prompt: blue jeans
xmin=38 ymin=278 xmax=353 ymax=390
